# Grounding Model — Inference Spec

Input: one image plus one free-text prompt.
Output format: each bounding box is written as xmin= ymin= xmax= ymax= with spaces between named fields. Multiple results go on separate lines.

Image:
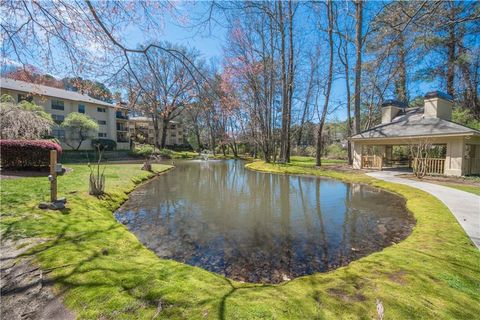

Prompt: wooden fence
xmin=464 ymin=158 xmax=480 ymax=175
xmin=412 ymin=158 xmax=445 ymax=175
xmin=361 ymin=155 xmax=383 ymax=170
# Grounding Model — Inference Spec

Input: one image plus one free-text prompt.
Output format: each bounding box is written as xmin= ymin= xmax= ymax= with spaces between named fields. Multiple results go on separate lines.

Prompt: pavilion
xmin=350 ymin=91 xmax=480 ymax=176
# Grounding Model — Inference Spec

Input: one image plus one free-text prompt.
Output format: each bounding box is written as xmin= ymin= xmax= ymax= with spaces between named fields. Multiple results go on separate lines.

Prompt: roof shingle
xmin=351 ymin=107 xmax=480 ymax=140
xmin=0 ymin=78 xmax=114 ymax=107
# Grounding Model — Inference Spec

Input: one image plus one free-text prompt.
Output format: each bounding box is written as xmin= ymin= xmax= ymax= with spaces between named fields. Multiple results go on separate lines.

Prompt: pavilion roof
xmin=351 ymin=107 xmax=480 ymax=140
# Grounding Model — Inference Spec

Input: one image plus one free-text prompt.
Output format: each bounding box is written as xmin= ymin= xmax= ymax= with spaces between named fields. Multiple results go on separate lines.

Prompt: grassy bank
xmin=439 ymin=184 xmax=480 ymax=196
xmin=60 ymin=149 xmax=249 ymax=163
xmin=1 ymin=161 xmax=479 ymax=319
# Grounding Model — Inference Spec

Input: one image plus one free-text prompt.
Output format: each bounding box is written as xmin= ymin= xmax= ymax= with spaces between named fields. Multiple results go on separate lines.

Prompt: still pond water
xmin=115 ymin=160 xmax=414 ymax=283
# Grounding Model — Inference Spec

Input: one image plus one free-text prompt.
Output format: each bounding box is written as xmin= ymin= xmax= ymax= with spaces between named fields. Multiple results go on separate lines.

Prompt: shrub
xmin=325 ymin=143 xmax=347 ymax=159
xmin=158 ymin=148 xmax=173 ymax=159
xmin=0 ymin=139 xmax=62 ymax=169
xmin=129 ymin=145 xmax=155 ymax=159
xmin=91 ymin=139 xmax=117 ymax=151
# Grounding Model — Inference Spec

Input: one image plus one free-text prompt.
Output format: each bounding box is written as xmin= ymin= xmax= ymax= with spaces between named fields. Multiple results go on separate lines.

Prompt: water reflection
xmin=115 ymin=160 xmax=414 ymax=283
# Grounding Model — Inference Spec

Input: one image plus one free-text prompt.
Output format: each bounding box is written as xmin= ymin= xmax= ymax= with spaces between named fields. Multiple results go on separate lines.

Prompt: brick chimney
xmin=381 ymin=100 xmax=408 ymax=124
xmin=424 ymin=91 xmax=453 ymax=120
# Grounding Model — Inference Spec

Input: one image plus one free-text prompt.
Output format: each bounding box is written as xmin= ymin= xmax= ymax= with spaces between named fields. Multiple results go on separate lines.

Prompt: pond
xmin=115 ymin=160 xmax=414 ymax=283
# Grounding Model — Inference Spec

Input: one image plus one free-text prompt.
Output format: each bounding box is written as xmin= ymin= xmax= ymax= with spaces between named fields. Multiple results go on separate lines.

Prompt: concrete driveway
xmin=367 ymin=170 xmax=480 ymax=249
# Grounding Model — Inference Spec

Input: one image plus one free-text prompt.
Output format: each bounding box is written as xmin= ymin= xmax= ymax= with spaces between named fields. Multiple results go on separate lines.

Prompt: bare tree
xmin=353 ymin=0 xmax=363 ymax=135
xmin=409 ymin=138 xmax=433 ymax=178
xmin=316 ymin=0 xmax=335 ymax=167
xmin=129 ymin=44 xmax=198 ymax=149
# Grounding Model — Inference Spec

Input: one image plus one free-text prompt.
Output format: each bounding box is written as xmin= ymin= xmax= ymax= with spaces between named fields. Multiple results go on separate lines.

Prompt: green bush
xmin=158 ymin=148 xmax=173 ymax=159
xmin=91 ymin=139 xmax=117 ymax=151
xmin=0 ymin=139 xmax=62 ymax=169
xmin=129 ymin=145 xmax=155 ymax=159
xmin=325 ymin=143 xmax=347 ymax=159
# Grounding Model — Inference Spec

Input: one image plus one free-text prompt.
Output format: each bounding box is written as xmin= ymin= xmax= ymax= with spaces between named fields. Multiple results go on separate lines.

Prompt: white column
xmin=444 ymin=137 xmax=464 ymax=176
xmin=352 ymin=141 xmax=363 ymax=169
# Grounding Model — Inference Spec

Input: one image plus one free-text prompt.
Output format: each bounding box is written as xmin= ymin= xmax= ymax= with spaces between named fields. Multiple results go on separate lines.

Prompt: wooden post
xmin=50 ymin=150 xmax=57 ymax=202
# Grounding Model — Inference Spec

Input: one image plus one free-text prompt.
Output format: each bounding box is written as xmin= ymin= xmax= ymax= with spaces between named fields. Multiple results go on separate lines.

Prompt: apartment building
xmin=129 ymin=116 xmax=184 ymax=146
xmin=0 ymin=78 xmax=130 ymax=150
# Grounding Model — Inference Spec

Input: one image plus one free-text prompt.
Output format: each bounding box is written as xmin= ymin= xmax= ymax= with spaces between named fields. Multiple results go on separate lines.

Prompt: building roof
xmin=129 ymin=116 xmax=179 ymax=124
xmin=0 ymin=78 xmax=114 ymax=107
xmin=351 ymin=107 xmax=480 ymax=140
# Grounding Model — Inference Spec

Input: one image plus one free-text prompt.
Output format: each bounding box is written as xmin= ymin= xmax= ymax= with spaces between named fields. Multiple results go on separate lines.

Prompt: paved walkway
xmin=367 ymin=170 xmax=480 ymax=248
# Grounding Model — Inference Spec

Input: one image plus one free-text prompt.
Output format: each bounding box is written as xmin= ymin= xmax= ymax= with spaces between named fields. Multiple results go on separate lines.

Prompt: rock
xmin=38 ymin=203 xmax=50 ymax=209
xmin=52 ymin=202 xmax=65 ymax=210
xmin=38 ymin=201 xmax=66 ymax=210
xmin=56 ymin=197 xmax=67 ymax=204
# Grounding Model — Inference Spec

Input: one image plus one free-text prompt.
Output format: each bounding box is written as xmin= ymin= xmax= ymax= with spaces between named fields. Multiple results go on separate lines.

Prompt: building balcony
xmin=116 ymin=124 xmax=128 ymax=131
xmin=117 ymin=138 xmax=129 ymax=143
xmin=116 ymin=112 xmax=129 ymax=120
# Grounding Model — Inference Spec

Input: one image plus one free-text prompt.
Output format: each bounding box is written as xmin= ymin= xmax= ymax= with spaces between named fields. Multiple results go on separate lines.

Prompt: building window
xmin=52 ymin=129 xmax=66 ymax=139
xmin=116 ymin=123 xmax=127 ymax=131
xmin=98 ymin=133 xmax=107 ymax=138
xmin=51 ymin=99 xmax=64 ymax=110
xmin=78 ymin=104 xmax=85 ymax=113
xmin=97 ymin=107 xmax=106 ymax=113
xmin=18 ymin=94 xmax=33 ymax=103
xmin=98 ymin=120 xmax=107 ymax=125
xmin=52 ymin=114 xmax=65 ymax=125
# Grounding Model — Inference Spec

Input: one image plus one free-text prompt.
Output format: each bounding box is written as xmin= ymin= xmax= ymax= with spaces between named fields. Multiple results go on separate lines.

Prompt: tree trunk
xmin=75 ymin=129 xmax=86 ymax=150
xmin=337 ymin=20 xmax=353 ymax=165
xmin=353 ymin=0 xmax=363 ymax=135
xmin=285 ymin=0 xmax=295 ymax=163
xmin=278 ymin=0 xmax=289 ymax=163
xmin=160 ymin=117 xmax=168 ymax=149
xmin=395 ymin=33 xmax=408 ymax=103
xmin=316 ymin=0 xmax=334 ymax=167
xmin=209 ymin=125 xmax=216 ymax=156
xmin=151 ymin=114 xmax=160 ymax=149
xmin=195 ymin=128 xmax=201 ymax=154
xmin=446 ymin=2 xmax=456 ymax=97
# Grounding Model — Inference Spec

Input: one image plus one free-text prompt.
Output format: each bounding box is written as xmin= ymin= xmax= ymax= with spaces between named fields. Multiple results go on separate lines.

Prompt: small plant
xmin=88 ymin=145 xmax=106 ymax=195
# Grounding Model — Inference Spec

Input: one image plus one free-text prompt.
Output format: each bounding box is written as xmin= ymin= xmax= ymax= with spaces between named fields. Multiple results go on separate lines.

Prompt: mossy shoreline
xmin=1 ymin=161 xmax=479 ymax=319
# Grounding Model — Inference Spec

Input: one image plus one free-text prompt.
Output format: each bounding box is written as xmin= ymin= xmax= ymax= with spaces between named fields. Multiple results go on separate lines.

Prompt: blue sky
xmin=4 ymin=1 xmax=443 ymax=123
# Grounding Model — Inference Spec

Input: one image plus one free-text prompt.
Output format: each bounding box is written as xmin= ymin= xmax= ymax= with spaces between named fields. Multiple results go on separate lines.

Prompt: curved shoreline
xmin=115 ymin=160 xmax=414 ymax=284
xmin=2 ymin=162 xmax=479 ymax=319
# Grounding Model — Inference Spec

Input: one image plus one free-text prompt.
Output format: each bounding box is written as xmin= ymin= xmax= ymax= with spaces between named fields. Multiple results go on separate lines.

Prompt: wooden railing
xmin=361 ymin=155 xmax=383 ymax=170
xmin=413 ymin=158 xmax=445 ymax=175
xmin=464 ymin=158 xmax=480 ymax=175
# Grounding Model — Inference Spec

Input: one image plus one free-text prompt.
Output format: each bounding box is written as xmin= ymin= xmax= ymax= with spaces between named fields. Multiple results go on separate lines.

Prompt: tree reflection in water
xmin=116 ymin=160 xmax=414 ymax=283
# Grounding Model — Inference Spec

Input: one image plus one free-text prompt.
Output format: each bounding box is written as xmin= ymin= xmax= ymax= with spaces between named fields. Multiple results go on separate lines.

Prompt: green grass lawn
xmin=1 ymin=161 xmax=479 ymax=319
xmin=440 ymin=184 xmax=480 ymax=196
